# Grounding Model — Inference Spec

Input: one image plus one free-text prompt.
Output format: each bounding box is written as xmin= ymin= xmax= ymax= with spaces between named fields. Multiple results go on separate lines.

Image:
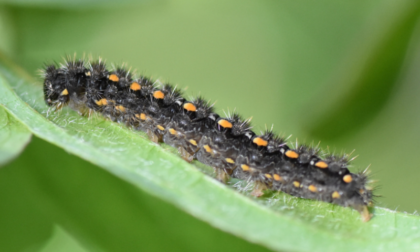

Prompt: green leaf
xmin=0 ymin=0 xmax=144 ymax=9
xmin=1 ymin=56 xmax=420 ymax=251
xmin=0 ymin=106 xmax=32 ymax=166
xmin=0 ymin=141 xmax=53 ymax=252
xmin=305 ymin=1 xmax=420 ymax=140
xmin=39 ymin=226 xmax=90 ymax=252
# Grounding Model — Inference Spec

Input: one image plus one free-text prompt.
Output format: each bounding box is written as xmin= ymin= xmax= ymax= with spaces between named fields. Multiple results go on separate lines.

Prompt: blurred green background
xmin=1 ymin=0 xmax=420 ymax=251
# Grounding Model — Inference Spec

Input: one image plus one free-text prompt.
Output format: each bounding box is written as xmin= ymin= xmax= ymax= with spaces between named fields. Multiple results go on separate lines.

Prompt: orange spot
xmin=85 ymin=71 xmax=91 ymax=76
xmin=115 ymin=105 xmax=126 ymax=112
xmin=360 ymin=189 xmax=365 ymax=194
xmin=109 ymin=74 xmax=119 ymax=82
xmin=157 ymin=125 xmax=165 ymax=131
xmin=253 ymin=137 xmax=268 ymax=147
xmin=183 ymin=103 xmax=197 ymax=112
xmin=218 ymin=119 xmax=232 ymax=129
xmin=130 ymin=82 xmax=141 ymax=91
xmin=293 ymin=181 xmax=301 ymax=188
xmin=153 ymin=90 xmax=165 ymax=99
xmin=265 ymin=174 xmax=272 ymax=179
xmin=169 ymin=128 xmax=177 ymax=135
xmin=189 ymin=139 xmax=197 ymax=146
xmin=203 ymin=145 xmax=212 ymax=153
xmin=332 ymin=191 xmax=340 ymax=199
xmin=225 ymin=158 xmax=235 ymax=164
xmin=273 ymin=174 xmax=282 ymax=181
xmin=285 ymin=150 xmax=299 ymax=159
xmin=241 ymin=164 xmax=250 ymax=171
xmin=315 ymin=161 xmax=328 ymax=169
xmin=95 ymin=98 xmax=108 ymax=106
xmin=61 ymin=89 xmax=68 ymax=95
xmin=343 ymin=174 xmax=353 ymax=183
xmin=140 ymin=113 xmax=146 ymax=120
xmin=308 ymin=185 xmax=317 ymax=192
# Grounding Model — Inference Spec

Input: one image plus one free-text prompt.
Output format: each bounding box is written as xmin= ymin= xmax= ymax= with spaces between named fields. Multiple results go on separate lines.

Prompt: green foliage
xmin=0 ymin=107 xmax=31 ymax=165
xmin=1 ymin=1 xmax=420 ymax=251
xmin=307 ymin=1 xmax=420 ymax=140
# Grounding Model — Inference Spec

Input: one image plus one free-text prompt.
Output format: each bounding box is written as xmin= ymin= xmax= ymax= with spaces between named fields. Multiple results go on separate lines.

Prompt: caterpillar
xmin=42 ymin=56 xmax=374 ymax=222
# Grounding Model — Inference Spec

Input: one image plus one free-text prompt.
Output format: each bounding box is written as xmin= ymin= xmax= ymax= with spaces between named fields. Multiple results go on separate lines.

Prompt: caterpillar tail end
xmin=358 ymin=205 xmax=372 ymax=222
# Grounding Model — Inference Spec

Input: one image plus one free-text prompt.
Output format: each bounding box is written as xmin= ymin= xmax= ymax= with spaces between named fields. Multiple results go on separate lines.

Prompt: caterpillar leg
xmin=214 ymin=168 xmax=231 ymax=184
xmin=86 ymin=109 xmax=94 ymax=118
xmin=356 ymin=205 xmax=372 ymax=222
xmin=147 ymin=129 xmax=160 ymax=143
xmin=178 ymin=146 xmax=194 ymax=162
xmin=77 ymin=107 xmax=90 ymax=116
xmin=55 ymin=103 xmax=64 ymax=111
xmin=251 ymin=181 xmax=267 ymax=197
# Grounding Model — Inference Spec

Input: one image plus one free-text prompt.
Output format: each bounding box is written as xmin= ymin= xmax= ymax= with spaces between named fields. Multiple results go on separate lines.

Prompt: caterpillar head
xmin=43 ymin=65 xmax=69 ymax=108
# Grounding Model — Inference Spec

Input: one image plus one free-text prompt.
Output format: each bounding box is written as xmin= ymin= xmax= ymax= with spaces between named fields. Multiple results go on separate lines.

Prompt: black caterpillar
xmin=42 ymin=57 xmax=374 ymax=221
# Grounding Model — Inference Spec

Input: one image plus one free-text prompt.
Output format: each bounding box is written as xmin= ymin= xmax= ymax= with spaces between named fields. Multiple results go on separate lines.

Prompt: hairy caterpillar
xmin=42 ymin=57 xmax=374 ymax=221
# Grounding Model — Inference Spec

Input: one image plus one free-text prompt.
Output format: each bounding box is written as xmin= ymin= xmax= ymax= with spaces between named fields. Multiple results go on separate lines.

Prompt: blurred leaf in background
xmin=0 ymin=107 xmax=31 ymax=165
xmin=1 ymin=0 xmax=420 ymax=251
